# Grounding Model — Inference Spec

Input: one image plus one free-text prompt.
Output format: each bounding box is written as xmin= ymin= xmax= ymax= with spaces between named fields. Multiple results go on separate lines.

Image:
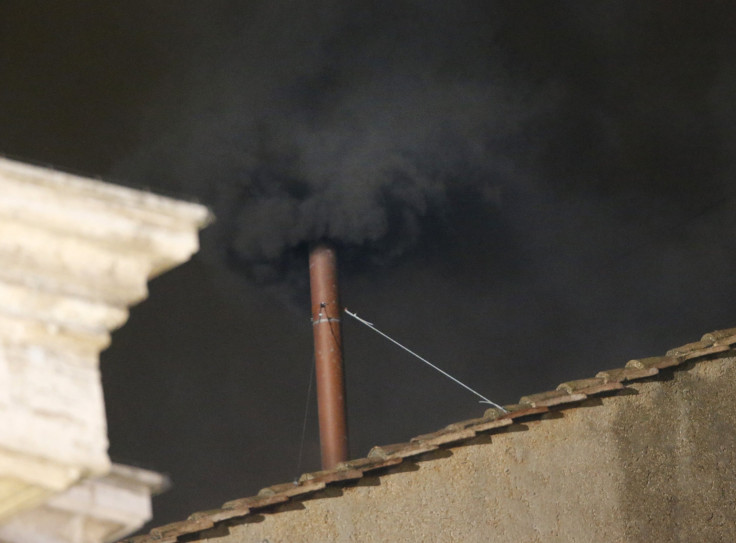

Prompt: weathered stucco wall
xmin=198 ymin=355 xmax=736 ymax=542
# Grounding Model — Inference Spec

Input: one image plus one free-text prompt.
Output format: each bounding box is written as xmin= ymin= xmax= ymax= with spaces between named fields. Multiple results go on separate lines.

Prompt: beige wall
xmin=197 ymin=355 xmax=736 ymax=542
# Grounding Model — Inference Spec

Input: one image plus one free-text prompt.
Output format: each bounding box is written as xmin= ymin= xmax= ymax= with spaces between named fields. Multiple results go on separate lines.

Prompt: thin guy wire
xmin=294 ymin=357 xmax=315 ymax=483
xmin=343 ymin=308 xmax=507 ymax=412
xmin=295 ymin=300 xmax=340 ymax=482
xmin=294 ymin=303 xmax=326 ymax=483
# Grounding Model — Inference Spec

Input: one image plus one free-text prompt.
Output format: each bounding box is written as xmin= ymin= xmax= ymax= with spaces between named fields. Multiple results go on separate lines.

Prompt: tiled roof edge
xmin=121 ymin=327 xmax=736 ymax=542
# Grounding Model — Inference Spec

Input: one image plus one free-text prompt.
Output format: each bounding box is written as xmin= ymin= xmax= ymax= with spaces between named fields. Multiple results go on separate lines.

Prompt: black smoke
xmin=3 ymin=0 xmax=736 ymax=531
xmin=111 ymin=2 xmax=736 ymax=296
xmin=112 ymin=3 xmax=555 ymax=287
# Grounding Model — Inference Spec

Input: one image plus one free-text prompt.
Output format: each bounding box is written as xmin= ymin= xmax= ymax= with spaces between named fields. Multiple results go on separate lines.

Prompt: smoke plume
xmin=114 ymin=3 xmax=551 ymax=282
xmin=114 ymin=1 xmax=736 ymax=291
xmin=53 ymin=0 xmax=736 ymax=526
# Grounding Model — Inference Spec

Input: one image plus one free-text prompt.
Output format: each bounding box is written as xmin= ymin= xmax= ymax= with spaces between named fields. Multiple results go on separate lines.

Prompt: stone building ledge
xmin=0 ymin=464 xmax=168 ymax=543
xmin=0 ymin=157 xmax=210 ymax=525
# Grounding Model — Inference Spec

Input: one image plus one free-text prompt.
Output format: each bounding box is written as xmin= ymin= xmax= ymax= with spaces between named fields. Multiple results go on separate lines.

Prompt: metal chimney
xmin=309 ymin=241 xmax=348 ymax=469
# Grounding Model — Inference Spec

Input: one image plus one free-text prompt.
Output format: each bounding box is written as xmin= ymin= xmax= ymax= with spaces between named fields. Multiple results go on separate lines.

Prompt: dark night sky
xmin=2 ymin=1 xmax=736 ymax=532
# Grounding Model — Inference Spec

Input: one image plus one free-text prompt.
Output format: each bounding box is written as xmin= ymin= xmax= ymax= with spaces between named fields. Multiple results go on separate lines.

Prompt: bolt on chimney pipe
xmin=309 ymin=241 xmax=349 ymax=469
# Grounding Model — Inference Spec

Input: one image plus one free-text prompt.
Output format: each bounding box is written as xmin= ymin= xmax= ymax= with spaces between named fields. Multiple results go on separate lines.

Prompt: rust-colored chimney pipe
xmin=309 ymin=241 xmax=349 ymax=469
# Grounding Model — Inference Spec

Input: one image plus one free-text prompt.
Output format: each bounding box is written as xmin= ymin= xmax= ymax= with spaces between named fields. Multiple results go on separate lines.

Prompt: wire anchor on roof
xmin=343 ymin=308 xmax=507 ymax=412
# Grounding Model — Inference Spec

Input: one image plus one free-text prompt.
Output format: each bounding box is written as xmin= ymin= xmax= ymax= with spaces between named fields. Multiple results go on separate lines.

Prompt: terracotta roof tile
xmin=445 ymin=411 xmax=513 ymax=433
xmin=701 ymin=327 xmax=736 ymax=343
xmin=625 ymin=356 xmax=683 ymax=370
xmin=188 ymin=507 xmax=249 ymax=523
xmin=473 ymin=418 xmax=514 ymax=433
xmin=124 ymin=326 xmax=736 ymax=543
xmin=596 ymin=366 xmax=659 ymax=383
xmin=257 ymin=479 xmax=327 ymax=499
xmin=368 ymin=441 xmax=439 ymax=460
xmin=556 ymin=377 xmax=624 ymax=395
xmin=682 ymin=344 xmax=730 ymax=360
xmin=468 ymin=417 xmax=513 ymax=432
xmin=670 ymin=337 xmax=714 ymax=350
xmin=665 ymin=339 xmax=730 ymax=359
xmin=714 ymin=335 xmax=736 ymax=347
xmin=410 ymin=427 xmax=477 ymax=447
xmin=222 ymin=493 xmax=290 ymax=511
xmin=483 ymin=407 xmax=503 ymax=418
xmin=519 ymin=389 xmax=587 ymax=408
xmin=445 ymin=413 xmax=496 ymax=430
xmin=494 ymin=404 xmax=550 ymax=420
xmin=298 ymin=467 xmax=364 ymax=485
xmin=337 ymin=455 xmax=403 ymax=472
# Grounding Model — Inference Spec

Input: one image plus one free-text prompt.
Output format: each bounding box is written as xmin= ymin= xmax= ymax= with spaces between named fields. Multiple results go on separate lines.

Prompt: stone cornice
xmin=0 ymin=463 xmax=169 ymax=543
xmin=0 ymin=157 xmax=211 ymax=357
xmin=0 ymin=157 xmax=210 ymax=527
xmin=0 ymin=157 xmax=211 ymax=304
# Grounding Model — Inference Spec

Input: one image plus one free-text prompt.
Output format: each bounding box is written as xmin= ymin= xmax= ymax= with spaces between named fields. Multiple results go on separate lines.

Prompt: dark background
xmin=2 ymin=1 xmax=736 ymax=532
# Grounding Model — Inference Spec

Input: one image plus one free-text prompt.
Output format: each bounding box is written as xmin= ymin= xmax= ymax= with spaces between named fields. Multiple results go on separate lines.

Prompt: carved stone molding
xmin=0 ymin=157 xmax=210 ymax=527
xmin=0 ymin=464 xmax=168 ymax=543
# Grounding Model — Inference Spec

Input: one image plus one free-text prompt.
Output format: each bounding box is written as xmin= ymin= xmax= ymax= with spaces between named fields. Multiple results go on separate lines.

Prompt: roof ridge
xmin=122 ymin=326 xmax=736 ymax=542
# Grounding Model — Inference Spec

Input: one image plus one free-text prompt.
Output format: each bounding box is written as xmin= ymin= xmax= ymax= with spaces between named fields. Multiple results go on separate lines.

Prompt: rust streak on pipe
xmin=309 ymin=241 xmax=348 ymax=469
